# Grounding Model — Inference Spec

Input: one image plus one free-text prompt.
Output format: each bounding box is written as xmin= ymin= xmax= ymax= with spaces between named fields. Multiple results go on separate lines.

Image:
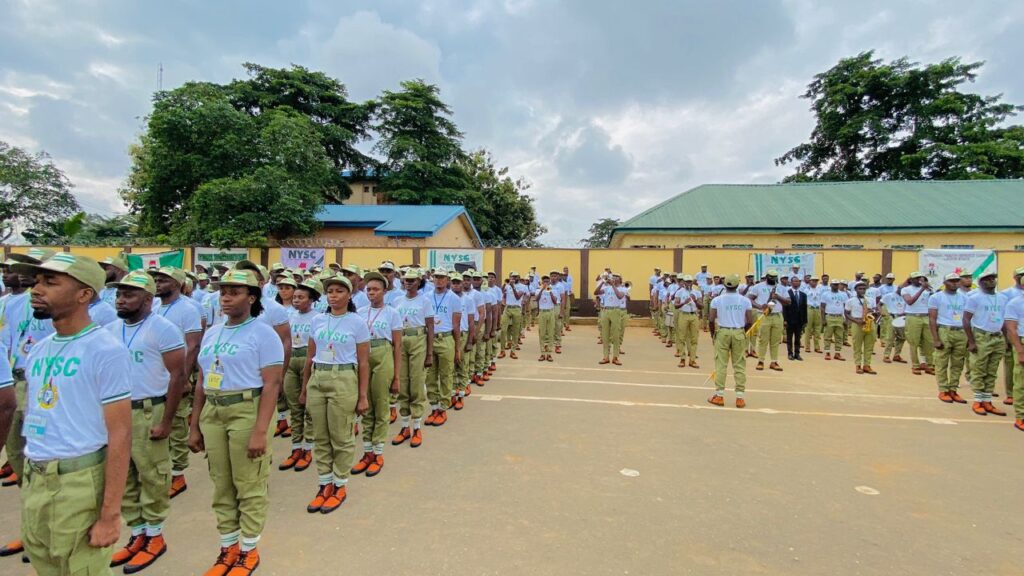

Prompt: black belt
xmin=12 ymin=368 xmax=25 ymax=380
xmin=291 ymin=347 xmax=308 ymax=358
xmin=206 ymin=388 xmax=262 ymax=406
xmin=370 ymin=338 xmax=390 ymax=348
xmin=28 ymin=447 xmax=107 ymax=476
xmin=131 ymin=395 xmax=167 ymax=410
xmin=974 ymin=328 xmax=1003 ymax=337
xmin=314 ymin=362 xmax=356 ymax=372
xmin=402 ymin=327 xmax=425 ymax=336
xmin=940 ymin=325 xmax=964 ymax=331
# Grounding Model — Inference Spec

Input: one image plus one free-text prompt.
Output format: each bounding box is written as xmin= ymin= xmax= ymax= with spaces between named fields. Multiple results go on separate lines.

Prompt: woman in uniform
xmin=278 ymin=279 xmax=321 ymax=473
xmin=188 ymin=269 xmax=284 ymax=576
xmin=274 ymin=274 xmax=297 ymax=311
xmin=390 ymin=269 xmax=435 ymax=448
xmin=351 ymin=272 xmax=402 ymax=477
xmin=301 ymin=275 xmax=370 ymax=514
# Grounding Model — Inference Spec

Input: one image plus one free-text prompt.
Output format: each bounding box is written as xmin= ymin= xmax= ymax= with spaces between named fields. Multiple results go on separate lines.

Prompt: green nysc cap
xmin=115 ymin=271 xmax=157 ymax=295
xmin=99 ymin=255 xmax=129 ymax=273
xmin=7 ymin=247 xmax=58 ymax=265
xmin=321 ymin=273 xmax=353 ymax=292
xmin=723 ymin=274 xmax=740 ymax=288
xmin=149 ymin=266 xmax=186 ymax=286
xmin=215 ymin=269 xmax=261 ymax=289
xmin=12 ymin=253 xmax=105 ymax=294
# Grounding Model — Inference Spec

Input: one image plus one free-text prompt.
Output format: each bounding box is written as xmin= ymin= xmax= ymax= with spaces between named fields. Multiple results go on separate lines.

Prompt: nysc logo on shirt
xmin=316 ymin=330 xmax=351 ymax=344
xmin=200 ymin=343 xmax=241 ymax=357
xmin=30 ymin=355 xmax=81 ymax=379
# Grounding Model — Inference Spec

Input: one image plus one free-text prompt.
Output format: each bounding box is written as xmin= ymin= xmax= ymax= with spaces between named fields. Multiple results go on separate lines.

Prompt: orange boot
xmin=366 ymin=455 xmax=384 ymax=477
xmin=226 ymin=547 xmax=260 ymax=576
xmin=392 ymin=427 xmax=411 ymax=446
xmin=389 ymin=406 xmax=397 ymax=423
xmin=307 ymin=484 xmax=331 ymax=513
xmin=410 ymin=428 xmax=423 ymax=448
xmin=168 ymin=474 xmax=187 ymax=499
xmin=0 ymin=538 xmax=24 ymax=557
xmin=203 ymin=544 xmax=240 ymax=576
xmin=351 ymin=452 xmax=374 ymax=475
xmin=110 ymin=534 xmax=147 ymax=567
xmin=278 ymin=448 xmax=302 ymax=471
xmin=321 ymin=485 xmax=346 ymax=514
xmin=294 ymin=449 xmax=312 ymax=472
xmin=124 ymin=534 xmax=167 ymax=574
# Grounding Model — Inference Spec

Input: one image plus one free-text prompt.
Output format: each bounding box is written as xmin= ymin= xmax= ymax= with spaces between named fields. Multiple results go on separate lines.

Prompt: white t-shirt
xmin=385 ymin=287 xmax=404 ymax=307
xmin=881 ymin=292 xmax=907 ymax=316
xmin=804 ymin=285 xmax=825 ymax=308
xmin=748 ymin=282 xmax=783 ymax=314
xmin=879 ymin=284 xmax=896 ymax=298
xmin=695 ymin=272 xmax=711 ymax=289
xmin=845 ymin=296 xmax=871 ymax=319
xmin=395 ymin=293 xmax=434 ymax=329
xmin=503 ymin=283 xmax=527 ymax=306
xmin=198 ymin=318 xmax=284 ymax=392
xmin=598 ymin=284 xmax=627 ymax=309
xmin=711 ymin=292 xmax=752 ymax=328
xmin=673 ymin=287 xmax=702 ymax=313
xmin=106 ymin=314 xmax=185 ymax=400
xmin=927 ymin=291 xmax=966 ymax=327
xmin=99 ymin=286 xmax=118 ymax=307
xmin=822 ymin=290 xmax=847 ymax=315
xmin=903 ymin=285 xmax=933 ymax=314
xmin=289 ymin=309 xmax=318 ymax=349
xmin=23 ymin=324 xmax=132 ymax=460
xmin=0 ymin=341 xmax=13 ymax=390
xmin=262 ymin=283 xmax=278 ymax=301
xmin=260 ymin=297 xmax=290 ymax=328
xmin=352 ymin=290 xmax=370 ymax=310
xmin=964 ymin=291 xmax=1009 ymax=333
xmin=534 ymin=287 xmax=560 ymax=310
xmin=470 ymin=288 xmax=487 ymax=322
xmin=310 ymin=312 xmax=370 ymax=364
xmin=1004 ymin=296 xmax=1024 ymax=337
xmin=156 ymin=296 xmax=203 ymax=335
xmin=359 ymin=305 xmax=402 ymax=341
xmin=429 ymin=290 xmax=458 ymax=333
xmin=456 ymin=293 xmax=470 ymax=332
xmin=649 ymin=275 xmax=660 ymax=292
xmin=88 ymin=300 xmax=118 ymax=327
xmin=1 ymin=292 xmax=55 ymax=371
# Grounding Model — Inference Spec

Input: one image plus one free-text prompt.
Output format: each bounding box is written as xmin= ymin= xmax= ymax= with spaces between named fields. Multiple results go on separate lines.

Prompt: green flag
xmin=126 ymin=250 xmax=184 ymax=271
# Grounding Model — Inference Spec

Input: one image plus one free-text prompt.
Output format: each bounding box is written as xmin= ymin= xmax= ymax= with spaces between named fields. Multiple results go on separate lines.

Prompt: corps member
xmin=845 ymin=282 xmax=877 ymax=374
xmin=749 ymin=271 xmax=789 ymax=371
xmin=107 ymin=271 xmax=187 ymax=573
xmin=881 ymin=286 xmax=908 ymax=363
xmin=708 ymin=274 xmax=753 ymax=408
xmin=450 ymin=273 xmax=474 ymax=408
xmin=534 ymin=275 xmax=560 ymax=361
xmin=12 ymin=254 xmax=132 ymax=574
xmin=963 ymin=271 xmax=1008 ymax=416
xmin=391 ymin=269 xmax=434 ymax=447
xmin=301 ymin=275 xmax=369 ymax=513
xmin=499 ymin=272 xmax=526 ymax=359
xmin=1000 ymin=267 xmax=1024 ymax=405
xmin=353 ymin=272 xmax=402 ymax=475
xmin=820 ymin=279 xmax=847 ymax=361
xmin=673 ymin=275 xmax=701 ymax=368
xmin=595 ymin=273 xmax=627 ymax=366
xmin=903 ymin=272 xmax=935 ymax=376
xmin=98 ymin=255 xmax=129 ymax=306
xmin=279 ymin=279 xmax=322 ymax=473
xmin=1003 ymin=292 xmax=1024 ymax=431
xmin=188 ymin=269 xmax=283 ymax=575
xmin=425 ymin=269 xmax=460 ymax=426
xmin=802 ymin=276 xmax=824 ymax=354
xmin=929 ymin=273 xmax=967 ymax=401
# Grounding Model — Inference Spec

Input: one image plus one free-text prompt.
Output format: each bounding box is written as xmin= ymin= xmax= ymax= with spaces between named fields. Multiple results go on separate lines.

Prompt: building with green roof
xmin=610 ymin=180 xmax=1024 ymax=250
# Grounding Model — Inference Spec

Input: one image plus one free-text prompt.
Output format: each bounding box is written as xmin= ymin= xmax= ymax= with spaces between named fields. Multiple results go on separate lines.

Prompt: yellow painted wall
xmin=681 ymin=249 xmax=752 ymax=276
xmin=614 ymin=232 xmax=1024 ymax=251
xmin=501 ymin=249 xmax=581 ymax=280
xmin=69 ymin=247 xmax=123 ymax=261
xmin=998 ymin=252 xmax=1024 ymax=289
xmin=425 ymin=218 xmax=478 ymax=248
xmin=343 ymin=248 xmax=415 ymax=269
xmin=891 ymin=251 xmax=918 ymax=280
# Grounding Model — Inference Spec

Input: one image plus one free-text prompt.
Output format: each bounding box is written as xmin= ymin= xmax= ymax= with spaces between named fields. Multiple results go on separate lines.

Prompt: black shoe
xmin=787 ymin=353 xmax=794 ymax=360
xmin=795 ymin=355 xmax=803 ymax=361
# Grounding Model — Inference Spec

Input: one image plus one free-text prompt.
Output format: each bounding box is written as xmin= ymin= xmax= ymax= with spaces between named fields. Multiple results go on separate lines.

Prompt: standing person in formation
xmin=802 ymin=276 xmax=824 ymax=354
xmin=517 ymin=275 xmax=531 ymax=346
xmin=352 ymin=272 xmax=401 ymax=476
xmin=652 ymin=275 xmax=666 ymax=341
xmin=673 ymin=275 xmax=701 ymax=369
xmin=739 ymin=273 xmax=756 ymax=357
xmin=189 ymin=269 xmax=283 ymax=575
xmin=708 ymin=274 xmax=753 ymax=408
xmin=107 ymin=271 xmax=186 ymax=574
xmin=749 ymin=271 xmax=789 ymax=371
xmin=963 ymin=271 xmax=1008 ymax=416
xmin=98 ymin=255 xmax=129 ymax=306
xmin=450 ymin=273 xmax=473 ymax=409
xmin=301 ymin=275 xmax=369 ymax=514
xmin=695 ymin=265 xmax=711 ymax=331
xmin=150 ymin=267 xmax=204 ymax=501
xmin=534 ymin=275 xmax=560 ymax=362
xmin=903 ymin=272 xmax=935 ymax=376
xmin=595 ymin=273 xmax=627 ymax=366
xmin=881 ymin=284 xmax=908 ymax=363
xmin=1000 ymin=267 xmax=1024 ymax=406
xmin=471 ymin=272 xmax=491 ymax=380
xmin=1003 ymin=290 xmax=1024 ymax=431
xmin=561 ymin=267 xmax=575 ymax=332
xmin=649 ymin=268 xmax=661 ymax=323
xmin=660 ymin=274 xmax=678 ymax=349
xmin=499 ymin=272 xmax=526 ymax=359
xmin=425 ymin=269 xmax=459 ymax=427
xmin=820 ymin=279 xmax=848 ymax=361
xmin=279 ymin=279 xmax=322 ymax=473
xmin=466 ymin=271 xmax=487 ymax=386
xmin=549 ymin=271 xmax=567 ymax=354
xmin=12 ymin=253 xmax=132 ymax=575
xmin=930 ymin=273 xmax=969 ymax=403
xmin=845 ymin=281 xmax=877 ymax=374
xmin=486 ymin=272 xmax=502 ymax=368
xmin=391 ymin=269 xmax=434 ymax=448
xmin=783 ymin=276 xmax=807 ymax=361
xmin=274 ymin=275 xmax=296 ymax=311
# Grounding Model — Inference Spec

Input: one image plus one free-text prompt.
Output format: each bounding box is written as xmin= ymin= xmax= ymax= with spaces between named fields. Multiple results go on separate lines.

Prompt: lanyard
xmin=323 ymin=312 xmax=347 ymax=342
xmin=213 ymin=317 xmax=255 ymax=366
xmin=365 ymin=306 xmax=385 ymax=334
xmin=160 ymin=298 xmax=179 ymax=317
xmin=121 ymin=315 xmax=151 ymax=351
xmin=433 ymin=291 xmax=449 ymax=315
xmin=43 ymin=323 xmax=95 ymax=383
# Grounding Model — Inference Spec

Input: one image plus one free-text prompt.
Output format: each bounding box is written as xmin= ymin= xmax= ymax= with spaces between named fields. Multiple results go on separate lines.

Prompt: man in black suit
xmin=783 ymin=276 xmax=808 ymax=360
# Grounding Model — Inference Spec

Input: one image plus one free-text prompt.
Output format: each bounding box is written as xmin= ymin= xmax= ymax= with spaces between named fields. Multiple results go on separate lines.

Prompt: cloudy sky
xmin=2 ymin=1 xmax=1022 ymax=245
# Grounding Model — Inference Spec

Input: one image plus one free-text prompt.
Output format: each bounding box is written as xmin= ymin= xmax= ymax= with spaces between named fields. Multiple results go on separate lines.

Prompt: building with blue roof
xmin=313 ymin=204 xmax=482 ymax=247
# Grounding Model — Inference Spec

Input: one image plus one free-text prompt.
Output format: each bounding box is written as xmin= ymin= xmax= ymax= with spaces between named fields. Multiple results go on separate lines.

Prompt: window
xmin=832 ymin=244 xmax=864 ymax=250
xmin=371 ymin=186 xmax=377 ymax=194
xmin=1015 ymin=245 xmax=1024 ymax=251
xmin=890 ymin=244 xmax=923 ymax=250
xmin=941 ymin=244 xmax=974 ymax=249
xmin=363 ymin=185 xmax=370 ymax=193
xmin=684 ymin=244 xmax=716 ymax=249
xmin=630 ymin=244 xmax=664 ymax=249
xmin=723 ymin=244 xmax=753 ymax=249
xmin=791 ymin=243 xmax=823 ymax=249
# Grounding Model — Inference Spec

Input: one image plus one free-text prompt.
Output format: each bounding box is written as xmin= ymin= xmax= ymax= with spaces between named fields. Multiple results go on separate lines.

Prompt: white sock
xmin=318 ymin=473 xmax=332 ymax=486
xmin=413 ymin=418 xmax=422 ymax=430
xmin=240 ymin=535 xmax=260 ymax=552
xmin=278 ymin=412 xmax=286 ymax=421
xmin=333 ymin=476 xmax=348 ymax=488
xmin=373 ymin=443 xmax=384 ymax=455
xmin=302 ymin=442 xmax=314 ymax=451
xmin=130 ymin=524 xmax=146 ymax=537
xmin=736 ymin=391 xmax=745 ymax=398
xmin=145 ymin=522 xmax=163 ymax=538
xmin=291 ymin=443 xmax=301 ymax=451
xmin=363 ymin=441 xmax=372 ymax=453
xmin=220 ymin=531 xmax=240 ymax=548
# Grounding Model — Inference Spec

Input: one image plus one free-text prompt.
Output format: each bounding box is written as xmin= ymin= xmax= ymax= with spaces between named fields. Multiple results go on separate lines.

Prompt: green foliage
xmin=22 ymin=212 xmax=140 ymax=245
xmin=776 ymin=51 xmax=1024 ymax=181
xmin=580 ymin=218 xmax=621 ymax=248
xmin=0 ymin=141 xmax=79 ymax=242
xmin=460 ymin=149 xmax=546 ymax=246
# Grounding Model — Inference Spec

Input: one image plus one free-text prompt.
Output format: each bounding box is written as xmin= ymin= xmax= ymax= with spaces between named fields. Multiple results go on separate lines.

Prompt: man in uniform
xmin=534 ymin=275 xmax=560 ymax=361
xmin=98 ymin=255 xmax=129 ymax=306
xmin=964 ymin=271 xmax=1009 ymax=416
xmin=499 ymin=272 xmax=526 ymax=359
xmin=748 ymin=270 xmax=789 ymax=371
xmin=821 ymin=278 xmax=847 ymax=361
xmin=696 ymin=265 xmax=712 ymax=331
xmin=708 ymin=274 xmax=753 ymax=408
xmin=1000 ymin=267 xmax=1024 ymax=405
xmin=881 ymin=282 xmax=908 ymax=363
xmin=106 ymin=271 xmax=187 ymax=573
xmin=802 ymin=276 xmax=824 ymax=354
xmin=903 ymin=272 xmax=935 ymax=376
xmin=595 ymin=273 xmax=627 ymax=365
xmin=425 ymin=269 xmax=459 ymax=427
xmin=450 ymin=273 xmax=474 ymax=409
xmin=562 ymin=267 xmax=574 ymax=331
xmin=12 ymin=253 xmax=132 ymax=574
xmin=846 ymin=281 xmax=878 ymax=374
xmin=673 ymin=275 xmax=701 ymax=368
xmin=929 ymin=273 xmax=968 ymax=402
xmin=1003 ymin=289 xmax=1024 ymax=431
xmin=470 ymin=271 xmax=491 ymax=384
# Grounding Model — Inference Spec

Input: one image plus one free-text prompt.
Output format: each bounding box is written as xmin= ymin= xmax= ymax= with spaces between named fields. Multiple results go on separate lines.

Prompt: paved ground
xmin=2 ymin=325 xmax=1023 ymax=575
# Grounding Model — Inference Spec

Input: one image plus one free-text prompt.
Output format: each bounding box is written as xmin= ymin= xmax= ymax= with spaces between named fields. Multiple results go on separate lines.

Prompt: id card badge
xmin=23 ymin=414 xmax=46 ymax=440
xmin=206 ymin=371 xmax=224 ymax=390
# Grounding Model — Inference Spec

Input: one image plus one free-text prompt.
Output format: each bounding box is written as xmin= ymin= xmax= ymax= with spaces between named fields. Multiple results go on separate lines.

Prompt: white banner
xmin=426 ymin=249 xmax=484 ymax=274
xmin=919 ymin=249 xmax=996 ymax=284
xmin=194 ymin=247 xmax=248 ymax=271
xmin=281 ymin=248 xmax=325 ymax=271
xmin=753 ymin=253 xmax=817 ymax=279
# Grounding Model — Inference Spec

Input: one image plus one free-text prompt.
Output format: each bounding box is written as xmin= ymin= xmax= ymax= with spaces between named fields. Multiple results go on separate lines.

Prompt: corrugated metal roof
xmin=615 ymin=180 xmax=1024 ymax=234
xmin=316 ymin=204 xmax=481 ymax=245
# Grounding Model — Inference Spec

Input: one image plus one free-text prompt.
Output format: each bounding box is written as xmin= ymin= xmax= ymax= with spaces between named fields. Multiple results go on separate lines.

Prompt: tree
xmin=0 ymin=141 xmax=79 ymax=242
xmin=580 ymin=218 xmax=620 ymax=248
xmin=775 ymin=51 xmax=1024 ymax=181
xmin=460 ymin=149 xmax=546 ymax=246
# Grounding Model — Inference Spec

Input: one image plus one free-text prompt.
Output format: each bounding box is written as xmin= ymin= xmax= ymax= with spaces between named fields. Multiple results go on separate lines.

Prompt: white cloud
xmin=87 ymin=62 xmax=129 ymax=85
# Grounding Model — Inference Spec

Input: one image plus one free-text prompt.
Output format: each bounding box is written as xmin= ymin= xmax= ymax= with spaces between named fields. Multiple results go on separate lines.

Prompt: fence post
xmin=494 ymin=248 xmax=503 ymax=279
xmin=881 ymin=249 xmax=893 ymax=276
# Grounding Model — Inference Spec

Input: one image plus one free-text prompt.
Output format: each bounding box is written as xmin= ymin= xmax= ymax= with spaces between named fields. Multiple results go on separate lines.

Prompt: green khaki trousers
xmin=701 ymin=296 xmax=711 ymax=330
xmin=124 ymin=401 xmax=171 ymax=528
xmin=1013 ymin=341 xmax=1024 ymax=419
xmin=934 ymin=326 xmax=967 ymax=392
xmin=365 ymin=342 xmax=394 ymax=448
xmin=458 ymin=339 xmax=474 ymax=389
xmin=489 ymin=322 xmax=500 ymax=359
xmin=307 ymin=367 xmax=357 ymax=483
xmin=905 ymin=315 xmax=934 ymax=368
xmin=538 ymin=309 xmax=557 ymax=353
xmin=555 ymin=308 xmax=564 ymax=346
xmin=427 ymin=333 xmax=455 ymax=410
xmin=1004 ymin=344 xmax=1017 ymax=398
xmin=885 ymin=326 xmax=906 ymax=358
xmin=475 ymin=323 xmax=489 ymax=374
xmin=676 ymin=312 xmax=699 ymax=362
xmin=22 ymin=455 xmax=110 ymax=576
xmin=757 ymin=313 xmax=784 ymax=361
xmin=502 ymin=306 xmax=523 ymax=349
xmin=283 ymin=353 xmax=313 ymax=446
xmin=970 ymin=330 xmax=1004 ymax=396
xmin=400 ymin=333 xmax=429 ymax=420
xmin=5 ymin=377 xmax=26 ymax=481
xmin=803 ymin=307 xmax=822 ymax=350
xmin=714 ymin=329 xmax=747 ymax=393
xmin=200 ymin=389 xmax=272 ymax=539
xmin=654 ymin=304 xmax=664 ymax=334
xmin=823 ymin=315 xmax=845 ymax=353
xmin=663 ymin=309 xmax=674 ymax=343
xmin=600 ymin=308 xmax=625 ymax=358
xmin=852 ymin=324 xmax=876 ymax=366
xmin=169 ymin=376 xmax=193 ymax=474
